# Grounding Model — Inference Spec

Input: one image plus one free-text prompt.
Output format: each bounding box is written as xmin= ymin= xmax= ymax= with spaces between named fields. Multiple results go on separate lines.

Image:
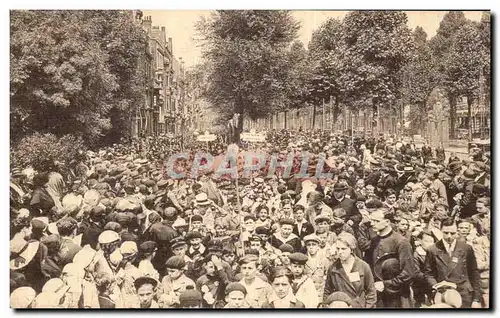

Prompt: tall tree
xmin=306 ymin=18 xmax=344 ymax=128
xmin=443 ymin=21 xmax=484 ymax=141
xmin=400 ymin=26 xmax=436 ymax=134
xmin=196 ymin=10 xmax=300 ymax=142
xmin=281 ymin=40 xmax=312 ymax=128
xmin=430 ymin=11 xmax=468 ymax=138
xmin=478 ymin=12 xmax=491 ymax=107
xmin=338 ymin=11 xmax=413 ymax=133
xmin=10 ymin=10 xmax=147 ymax=145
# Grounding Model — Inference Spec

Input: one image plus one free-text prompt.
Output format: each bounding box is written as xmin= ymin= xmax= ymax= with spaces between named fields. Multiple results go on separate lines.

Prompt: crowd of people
xmin=9 ymin=129 xmax=490 ymax=309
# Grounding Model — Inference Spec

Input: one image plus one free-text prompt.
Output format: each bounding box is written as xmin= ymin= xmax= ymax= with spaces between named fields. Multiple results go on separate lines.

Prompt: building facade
xmin=131 ymin=13 xmax=187 ymax=137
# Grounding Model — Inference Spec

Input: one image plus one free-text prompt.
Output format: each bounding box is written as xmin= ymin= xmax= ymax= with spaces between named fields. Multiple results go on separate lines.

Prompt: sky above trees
xmin=143 ymin=10 xmax=484 ymax=67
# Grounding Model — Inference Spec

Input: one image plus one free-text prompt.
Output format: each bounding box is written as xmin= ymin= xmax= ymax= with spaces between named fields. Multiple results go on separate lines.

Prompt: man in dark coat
xmin=365 ymin=161 xmax=382 ymax=187
xmin=435 ymin=143 xmax=446 ymax=165
xmin=149 ymin=209 xmax=179 ymax=277
xmin=327 ymin=183 xmax=362 ymax=227
xmin=456 ymin=169 xmax=480 ymax=219
xmin=376 ymin=167 xmax=397 ymax=200
xmin=270 ymin=218 xmax=302 ymax=252
xmin=366 ymin=208 xmax=415 ymax=308
xmin=421 ymin=142 xmax=433 ymax=164
xmin=292 ymin=205 xmax=314 ymax=240
xmin=423 ymin=218 xmax=482 ymax=308
xmin=81 ymin=206 xmax=105 ymax=250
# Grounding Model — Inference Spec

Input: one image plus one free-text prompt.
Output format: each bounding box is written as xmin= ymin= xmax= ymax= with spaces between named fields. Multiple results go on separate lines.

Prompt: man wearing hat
xmin=223 ymin=282 xmax=250 ymax=308
xmin=366 ymin=208 xmax=415 ymax=308
xmin=81 ymin=206 xmax=105 ymax=250
xmin=138 ymin=241 xmax=159 ymax=281
xmin=376 ymin=167 xmax=397 ymax=199
xmin=303 ymin=234 xmax=329 ymax=302
xmin=427 ymin=167 xmax=448 ymax=203
xmin=270 ymin=218 xmax=302 ymax=252
xmin=327 ymin=183 xmax=362 ymax=228
xmin=323 ymin=291 xmax=353 ymax=308
xmin=185 ymin=231 xmax=207 ymax=259
xmin=170 ymin=237 xmax=192 ymax=263
xmin=159 ymin=256 xmax=195 ymax=308
xmin=288 ymin=252 xmax=319 ymax=308
xmin=193 ymin=193 xmax=218 ymax=232
xmin=199 ymin=174 xmax=225 ymax=207
xmin=134 ymin=276 xmax=159 ymax=308
xmin=149 ymin=207 xmax=179 ymax=277
xmin=305 ymin=191 xmax=333 ymax=227
xmin=454 ymin=169 xmax=481 ymax=219
xmin=178 ymin=285 xmax=203 ymax=308
xmin=423 ymin=218 xmax=481 ymax=308
xmin=10 ymin=236 xmax=45 ymax=293
xmin=115 ymin=213 xmax=139 ymax=243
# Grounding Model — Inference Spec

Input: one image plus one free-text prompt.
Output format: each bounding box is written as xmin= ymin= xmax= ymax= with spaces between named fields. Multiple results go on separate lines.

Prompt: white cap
xmin=120 ymin=241 xmax=138 ymax=255
xmin=98 ymin=230 xmax=120 ymax=245
xmin=73 ymin=244 xmax=97 ymax=269
xmin=173 ymin=218 xmax=187 ymax=228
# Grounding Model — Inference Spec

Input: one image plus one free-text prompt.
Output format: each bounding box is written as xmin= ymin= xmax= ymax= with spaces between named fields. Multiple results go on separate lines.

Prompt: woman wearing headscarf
xmin=323 ymin=232 xmax=377 ymax=308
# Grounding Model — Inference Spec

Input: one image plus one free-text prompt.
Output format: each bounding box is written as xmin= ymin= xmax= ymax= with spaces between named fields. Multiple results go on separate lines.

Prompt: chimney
xmin=161 ymin=27 xmax=166 ymax=45
xmin=143 ymin=15 xmax=152 ymax=26
xmin=168 ymin=37 xmax=173 ymax=54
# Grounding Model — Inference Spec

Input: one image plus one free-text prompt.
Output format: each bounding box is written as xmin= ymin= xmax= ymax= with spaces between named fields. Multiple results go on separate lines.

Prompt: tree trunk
xmin=419 ymin=102 xmax=426 ymax=135
xmin=467 ymin=95 xmax=473 ymax=142
xmin=448 ymin=94 xmax=457 ymax=139
xmin=364 ymin=108 xmax=367 ymax=138
xmin=312 ymin=104 xmax=317 ymax=130
xmin=284 ymin=111 xmax=287 ymax=129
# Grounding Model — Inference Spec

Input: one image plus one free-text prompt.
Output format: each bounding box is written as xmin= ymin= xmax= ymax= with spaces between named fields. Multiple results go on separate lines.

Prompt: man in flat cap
xmin=138 ymin=241 xmax=159 ymax=281
xmin=185 ymin=231 xmax=206 ymax=259
xmin=149 ymin=207 xmax=179 ymax=277
xmin=305 ymin=191 xmax=333 ymax=227
xmin=134 ymin=276 xmax=159 ymax=308
xmin=323 ymin=291 xmax=353 ymax=308
xmin=288 ymin=252 xmax=319 ymax=308
xmin=270 ymin=218 xmax=302 ymax=252
xmin=222 ymin=282 xmax=250 ymax=308
xmin=159 ymin=256 xmax=195 ymax=308
xmin=303 ymin=234 xmax=330 ymax=302
xmin=81 ymin=206 xmax=105 ymax=250
xmin=376 ymin=167 xmax=397 ymax=199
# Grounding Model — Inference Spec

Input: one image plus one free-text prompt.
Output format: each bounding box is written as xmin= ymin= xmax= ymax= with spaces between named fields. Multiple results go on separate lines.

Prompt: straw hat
xmin=10 ymin=286 xmax=36 ymax=308
xmin=10 ymin=238 xmax=40 ymax=271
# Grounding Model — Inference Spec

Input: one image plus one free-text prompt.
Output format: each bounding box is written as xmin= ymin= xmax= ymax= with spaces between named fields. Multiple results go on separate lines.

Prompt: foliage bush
xmin=11 ymin=133 xmax=86 ymax=171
